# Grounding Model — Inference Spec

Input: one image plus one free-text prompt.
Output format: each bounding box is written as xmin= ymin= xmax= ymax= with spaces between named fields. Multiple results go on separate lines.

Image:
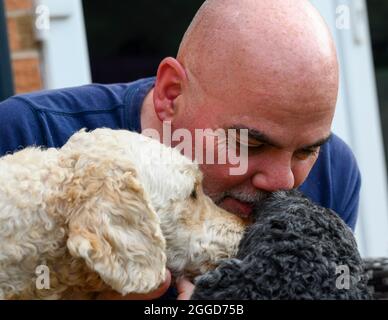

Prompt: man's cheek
xmin=201 ymin=164 xmax=247 ymax=192
xmin=292 ymin=162 xmax=316 ymax=187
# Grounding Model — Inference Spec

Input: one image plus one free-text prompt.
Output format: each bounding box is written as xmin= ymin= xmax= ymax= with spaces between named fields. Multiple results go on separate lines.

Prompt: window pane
xmin=82 ymin=0 xmax=205 ymax=83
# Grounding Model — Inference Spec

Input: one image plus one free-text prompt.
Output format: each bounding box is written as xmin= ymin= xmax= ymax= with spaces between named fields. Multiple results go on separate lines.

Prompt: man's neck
xmin=140 ymin=88 xmax=163 ymax=141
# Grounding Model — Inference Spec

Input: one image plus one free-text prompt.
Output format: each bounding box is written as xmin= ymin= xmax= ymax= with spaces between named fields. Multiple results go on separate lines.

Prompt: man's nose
xmin=251 ymin=152 xmax=295 ymax=192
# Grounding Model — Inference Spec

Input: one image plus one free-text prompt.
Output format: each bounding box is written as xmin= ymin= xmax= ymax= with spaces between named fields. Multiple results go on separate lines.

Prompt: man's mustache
xmin=214 ymin=190 xmax=270 ymax=206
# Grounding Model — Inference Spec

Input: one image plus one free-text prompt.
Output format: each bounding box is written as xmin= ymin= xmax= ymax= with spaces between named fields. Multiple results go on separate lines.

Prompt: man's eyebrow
xmin=229 ymin=125 xmax=282 ymax=147
xmin=301 ymin=134 xmax=332 ymax=149
xmin=228 ymin=125 xmax=332 ymax=149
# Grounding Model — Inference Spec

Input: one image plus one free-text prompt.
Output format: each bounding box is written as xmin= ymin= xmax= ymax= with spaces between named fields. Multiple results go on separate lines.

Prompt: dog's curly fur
xmin=0 ymin=128 xmax=246 ymax=299
xmin=192 ymin=190 xmax=372 ymax=300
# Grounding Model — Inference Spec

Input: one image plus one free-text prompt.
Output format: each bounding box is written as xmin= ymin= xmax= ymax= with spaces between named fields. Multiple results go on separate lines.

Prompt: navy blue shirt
xmin=0 ymin=77 xmax=361 ymax=231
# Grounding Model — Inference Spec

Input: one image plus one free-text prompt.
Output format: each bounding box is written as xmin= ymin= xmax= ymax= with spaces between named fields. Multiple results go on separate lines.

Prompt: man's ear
xmin=154 ymin=57 xmax=187 ymax=122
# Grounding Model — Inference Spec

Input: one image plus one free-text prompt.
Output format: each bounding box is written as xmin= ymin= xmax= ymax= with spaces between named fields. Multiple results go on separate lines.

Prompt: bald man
xmin=0 ymin=0 xmax=360 ymax=300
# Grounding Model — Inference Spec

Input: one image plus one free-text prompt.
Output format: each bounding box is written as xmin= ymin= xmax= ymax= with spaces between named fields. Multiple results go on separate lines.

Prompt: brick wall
xmin=5 ymin=0 xmax=43 ymax=94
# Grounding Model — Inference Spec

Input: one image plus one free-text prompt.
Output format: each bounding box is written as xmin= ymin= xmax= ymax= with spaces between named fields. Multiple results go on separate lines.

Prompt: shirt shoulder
xmin=300 ymin=134 xmax=361 ymax=230
xmin=0 ymin=83 xmax=132 ymax=153
xmin=0 ymin=97 xmax=44 ymax=156
xmin=13 ymin=82 xmax=136 ymax=114
xmin=328 ymin=134 xmax=361 ymax=230
xmin=0 ymin=77 xmax=155 ymax=152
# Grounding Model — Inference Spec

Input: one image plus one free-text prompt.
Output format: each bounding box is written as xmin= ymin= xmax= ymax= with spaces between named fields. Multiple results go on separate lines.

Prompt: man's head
xmin=149 ymin=0 xmax=339 ymax=219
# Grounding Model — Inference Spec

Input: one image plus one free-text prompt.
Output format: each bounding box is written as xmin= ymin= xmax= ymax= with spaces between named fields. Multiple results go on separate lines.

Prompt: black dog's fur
xmin=192 ymin=190 xmax=371 ymax=300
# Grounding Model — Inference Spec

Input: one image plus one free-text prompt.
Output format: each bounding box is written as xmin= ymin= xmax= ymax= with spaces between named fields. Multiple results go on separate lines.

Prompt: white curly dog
xmin=0 ymin=128 xmax=246 ymax=299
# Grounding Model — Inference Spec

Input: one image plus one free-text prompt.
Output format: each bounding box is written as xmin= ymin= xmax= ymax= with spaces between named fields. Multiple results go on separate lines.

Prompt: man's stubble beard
xmin=204 ymin=186 xmax=270 ymax=209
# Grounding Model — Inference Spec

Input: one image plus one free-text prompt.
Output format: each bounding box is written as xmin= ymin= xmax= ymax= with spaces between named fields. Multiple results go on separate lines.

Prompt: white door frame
xmin=34 ymin=0 xmax=91 ymax=89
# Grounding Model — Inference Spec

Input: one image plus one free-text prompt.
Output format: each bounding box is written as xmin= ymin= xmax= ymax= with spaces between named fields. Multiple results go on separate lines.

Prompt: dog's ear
xmin=62 ymin=146 xmax=167 ymax=295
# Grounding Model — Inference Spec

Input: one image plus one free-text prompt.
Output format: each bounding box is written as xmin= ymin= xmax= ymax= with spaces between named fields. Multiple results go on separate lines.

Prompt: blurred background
xmin=0 ymin=0 xmax=387 ymax=257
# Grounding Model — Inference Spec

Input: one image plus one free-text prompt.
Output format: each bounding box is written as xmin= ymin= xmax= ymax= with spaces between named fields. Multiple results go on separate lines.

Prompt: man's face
xmin=171 ymin=79 xmax=335 ymax=220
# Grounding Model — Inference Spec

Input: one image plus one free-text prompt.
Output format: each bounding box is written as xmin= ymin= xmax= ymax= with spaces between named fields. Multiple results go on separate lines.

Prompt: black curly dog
xmin=192 ymin=190 xmax=371 ymax=300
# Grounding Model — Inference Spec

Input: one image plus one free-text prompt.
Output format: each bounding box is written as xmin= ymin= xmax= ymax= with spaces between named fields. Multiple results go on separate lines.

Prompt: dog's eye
xmin=190 ymin=189 xmax=197 ymax=200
